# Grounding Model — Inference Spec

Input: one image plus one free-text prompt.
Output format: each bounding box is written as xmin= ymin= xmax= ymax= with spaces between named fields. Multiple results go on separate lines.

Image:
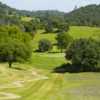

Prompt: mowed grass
xmin=69 ymin=26 xmax=100 ymax=39
xmin=0 ymin=64 xmax=100 ymax=100
xmin=21 ymin=16 xmax=34 ymax=22
xmin=29 ymin=53 xmax=66 ymax=70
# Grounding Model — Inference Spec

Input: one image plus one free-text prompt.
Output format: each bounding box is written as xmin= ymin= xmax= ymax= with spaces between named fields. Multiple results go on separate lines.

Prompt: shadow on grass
xmin=34 ymin=49 xmax=61 ymax=53
xmin=12 ymin=67 xmax=25 ymax=71
xmin=53 ymin=63 xmax=100 ymax=74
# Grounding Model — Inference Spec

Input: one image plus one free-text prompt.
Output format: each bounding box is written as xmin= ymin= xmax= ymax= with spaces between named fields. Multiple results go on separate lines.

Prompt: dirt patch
xmin=12 ymin=80 xmax=24 ymax=87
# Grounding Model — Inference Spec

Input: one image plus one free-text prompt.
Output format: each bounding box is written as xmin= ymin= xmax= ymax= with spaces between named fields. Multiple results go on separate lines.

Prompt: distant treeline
xmin=65 ymin=4 xmax=100 ymax=26
xmin=1 ymin=2 xmax=100 ymax=27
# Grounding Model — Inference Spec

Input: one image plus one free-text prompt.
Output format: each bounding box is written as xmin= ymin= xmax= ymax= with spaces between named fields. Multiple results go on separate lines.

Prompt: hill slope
xmin=65 ymin=4 xmax=100 ymax=26
xmin=0 ymin=1 xmax=65 ymax=25
xmin=1 ymin=1 xmax=100 ymax=27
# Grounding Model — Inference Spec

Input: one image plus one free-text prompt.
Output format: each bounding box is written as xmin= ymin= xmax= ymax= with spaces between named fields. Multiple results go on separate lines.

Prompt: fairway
xmin=0 ymin=64 xmax=100 ymax=100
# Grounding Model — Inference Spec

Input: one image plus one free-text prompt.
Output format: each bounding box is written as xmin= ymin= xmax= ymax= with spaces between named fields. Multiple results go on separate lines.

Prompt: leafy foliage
xmin=65 ymin=4 xmax=100 ymax=26
xmin=57 ymin=23 xmax=69 ymax=32
xmin=56 ymin=32 xmax=72 ymax=52
xmin=38 ymin=39 xmax=52 ymax=52
xmin=66 ymin=38 xmax=100 ymax=71
xmin=0 ymin=25 xmax=32 ymax=67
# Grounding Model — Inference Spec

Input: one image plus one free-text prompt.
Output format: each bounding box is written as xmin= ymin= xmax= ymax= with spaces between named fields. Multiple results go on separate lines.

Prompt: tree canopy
xmin=0 ymin=25 xmax=32 ymax=67
xmin=66 ymin=38 xmax=100 ymax=72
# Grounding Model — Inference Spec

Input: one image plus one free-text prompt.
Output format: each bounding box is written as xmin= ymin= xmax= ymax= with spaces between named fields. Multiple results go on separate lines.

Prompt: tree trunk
xmin=8 ymin=61 xmax=12 ymax=68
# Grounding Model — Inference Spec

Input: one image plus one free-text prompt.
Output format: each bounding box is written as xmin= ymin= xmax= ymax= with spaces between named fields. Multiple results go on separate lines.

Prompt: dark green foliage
xmin=66 ymin=38 xmax=100 ymax=72
xmin=38 ymin=39 xmax=52 ymax=52
xmin=23 ymin=22 xmax=34 ymax=32
xmin=0 ymin=38 xmax=32 ymax=67
xmin=57 ymin=23 xmax=69 ymax=32
xmin=1 ymin=1 xmax=100 ymax=27
xmin=65 ymin=4 xmax=100 ymax=26
xmin=56 ymin=32 xmax=72 ymax=52
xmin=0 ymin=25 xmax=32 ymax=67
xmin=44 ymin=22 xmax=53 ymax=33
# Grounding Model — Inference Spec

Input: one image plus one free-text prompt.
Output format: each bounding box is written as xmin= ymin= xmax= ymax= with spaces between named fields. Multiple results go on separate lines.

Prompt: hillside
xmin=0 ymin=2 xmax=65 ymax=25
xmin=65 ymin=4 xmax=100 ymax=26
xmin=1 ymin=1 xmax=100 ymax=27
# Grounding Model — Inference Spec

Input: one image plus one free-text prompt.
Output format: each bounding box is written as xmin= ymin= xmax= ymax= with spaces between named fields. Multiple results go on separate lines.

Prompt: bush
xmin=38 ymin=39 xmax=52 ymax=52
xmin=57 ymin=23 xmax=69 ymax=32
xmin=65 ymin=38 xmax=100 ymax=72
xmin=56 ymin=32 xmax=73 ymax=52
xmin=44 ymin=23 xmax=53 ymax=33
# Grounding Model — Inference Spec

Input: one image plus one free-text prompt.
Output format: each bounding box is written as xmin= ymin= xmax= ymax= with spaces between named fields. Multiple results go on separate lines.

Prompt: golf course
xmin=0 ymin=1 xmax=100 ymax=100
xmin=0 ymin=26 xmax=100 ymax=100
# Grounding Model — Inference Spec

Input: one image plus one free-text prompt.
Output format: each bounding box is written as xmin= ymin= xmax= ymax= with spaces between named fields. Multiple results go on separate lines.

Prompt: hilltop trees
xmin=65 ymin=4 xmax=100 ymax=26
xmin=65 ymin=38 xmax=100 ymax=72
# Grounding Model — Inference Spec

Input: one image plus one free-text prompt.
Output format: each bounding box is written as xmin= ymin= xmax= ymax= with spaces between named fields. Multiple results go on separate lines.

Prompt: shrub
xmin=65 ymin=38 xmax=100 ymax=72
xmin=38 ymin=39 xmax=52 ymax=52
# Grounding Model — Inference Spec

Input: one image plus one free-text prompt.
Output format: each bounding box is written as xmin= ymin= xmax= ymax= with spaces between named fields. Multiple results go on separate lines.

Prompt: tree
xmin=57 ymin=23 xmax=69 ymax=32
xmin=56 ymin=32 xmax=72 ymax=52
xmin=38 ymin=39 xmax=52 ymax=52
xmin=65 ymin=38 xmax=100 ymax=72
xmin=23 ymin=21 xmax=37 ymax=38
xmin=44 ymin=21 xmax=53 ymax=33
xmin=0 ymin=38 xmax=32 ymax=68
xmin=65 ymin=4 xmax=100 ymax=26
xmin=0 ymin=25 xmax=32 ymax=68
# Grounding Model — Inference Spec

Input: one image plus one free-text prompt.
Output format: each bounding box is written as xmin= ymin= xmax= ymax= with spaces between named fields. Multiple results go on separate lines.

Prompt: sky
xmin=0 ymin=0 xmax=100 ymax=12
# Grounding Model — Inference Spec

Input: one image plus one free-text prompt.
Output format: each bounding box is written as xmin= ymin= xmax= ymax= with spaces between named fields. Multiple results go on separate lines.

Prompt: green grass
xmin=0 ymin=26 xmax=100 ymax=100
xmin=29 ymin=53 xmax=66 ymax=70
xmin=33 ymin=26 xmax=100 ymax=50
xmin=33 ymin=30 xmax=56 ymax=50
xmin=31 ymin=26 xmax=100 ymax=70
xmin=21 ymin=16 xmax=34 ymax=22
xmin=0 ymin=64 xmax=100 ymax=100
xmin=69 ymin=26 xmax=100 ymax=39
